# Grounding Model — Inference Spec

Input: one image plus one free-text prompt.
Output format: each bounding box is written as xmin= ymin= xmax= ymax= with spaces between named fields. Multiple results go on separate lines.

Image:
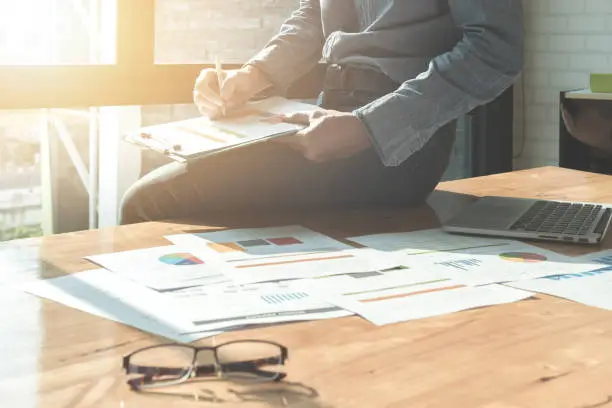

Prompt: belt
xmin=324 ymin=63 xmax=399 ymax=94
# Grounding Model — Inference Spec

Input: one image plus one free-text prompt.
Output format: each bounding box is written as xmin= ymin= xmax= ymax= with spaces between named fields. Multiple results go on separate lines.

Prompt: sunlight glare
xmin=0 ymin=0 xmax=57 ymax=64
xmin=0 ymin=0 xmax=116 ymax=65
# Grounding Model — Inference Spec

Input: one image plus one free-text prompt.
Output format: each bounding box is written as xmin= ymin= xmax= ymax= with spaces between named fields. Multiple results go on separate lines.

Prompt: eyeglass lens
xmin=129 ymin=344 xmax=196 ymax=387
xmin=214 ymin=341 xmax=285 ymax=381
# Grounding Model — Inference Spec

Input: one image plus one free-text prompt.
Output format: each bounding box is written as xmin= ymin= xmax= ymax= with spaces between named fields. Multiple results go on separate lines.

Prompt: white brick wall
xmin=155 ymin=0 xmax=298 ymax=63
xmin=514 ymin=0 xmax=612 ymax=170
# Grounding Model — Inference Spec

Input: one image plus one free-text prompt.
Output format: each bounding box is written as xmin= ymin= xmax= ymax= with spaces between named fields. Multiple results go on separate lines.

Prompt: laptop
xmin=442 ymin=196 xmax=612 ymax=244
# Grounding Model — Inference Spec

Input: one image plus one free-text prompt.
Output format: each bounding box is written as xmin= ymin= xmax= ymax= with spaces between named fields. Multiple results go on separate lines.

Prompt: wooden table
xmin=3 ymin=166 xmax=612 ymax=408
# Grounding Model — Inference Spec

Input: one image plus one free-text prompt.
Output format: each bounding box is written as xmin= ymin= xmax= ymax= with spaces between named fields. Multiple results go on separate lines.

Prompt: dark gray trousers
xmin=119 ymin=90 xmax=456 ymax=225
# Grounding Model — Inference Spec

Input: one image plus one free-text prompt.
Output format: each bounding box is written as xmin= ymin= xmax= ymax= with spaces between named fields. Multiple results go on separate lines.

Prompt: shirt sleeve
xmin=246 ymin=1 xmax=324 ymax=93
xmin=353 ymin=0 xmax=525 ymax=167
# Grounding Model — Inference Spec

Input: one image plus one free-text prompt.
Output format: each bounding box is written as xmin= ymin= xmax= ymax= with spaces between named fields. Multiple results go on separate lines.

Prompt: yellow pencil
xmin=215 ymin=56 xmax=226 ymax=116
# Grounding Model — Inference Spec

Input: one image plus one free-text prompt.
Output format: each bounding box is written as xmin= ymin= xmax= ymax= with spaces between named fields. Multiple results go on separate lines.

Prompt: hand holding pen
xmin=193 ymin=58 xmax=273 ymax=119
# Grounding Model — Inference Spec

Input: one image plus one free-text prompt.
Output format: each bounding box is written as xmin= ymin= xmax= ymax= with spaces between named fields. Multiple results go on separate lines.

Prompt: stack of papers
xmin=349 ymin=231 xmax=598 ymax=286
xmin=21 ymin=225 xmax=610 ymax=343
xmin=124 ymin=97 xmax=321 ymax=162
xmin=23 ymin=269 xmax=215 ymax=343
xmin=293 ymin=267 xmax=531 ymax=326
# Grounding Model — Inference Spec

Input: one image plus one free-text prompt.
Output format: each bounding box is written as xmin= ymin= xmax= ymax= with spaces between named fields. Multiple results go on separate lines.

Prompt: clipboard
xmin=124 ymin=97 xmax=321 ymax=162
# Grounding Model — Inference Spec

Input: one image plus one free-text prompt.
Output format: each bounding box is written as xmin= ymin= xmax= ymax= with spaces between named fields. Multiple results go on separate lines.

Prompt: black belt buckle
xmin=324 ymin=64 xmax=346 ymax=91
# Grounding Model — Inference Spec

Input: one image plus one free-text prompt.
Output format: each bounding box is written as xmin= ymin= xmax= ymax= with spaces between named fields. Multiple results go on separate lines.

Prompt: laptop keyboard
xmin=510 ymin=201 xmax=612 ymax=236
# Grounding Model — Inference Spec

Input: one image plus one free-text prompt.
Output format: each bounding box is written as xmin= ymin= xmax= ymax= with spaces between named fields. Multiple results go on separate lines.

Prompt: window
xmin=0 ymin=0 xmax=118 ymax=240
xmin=0 ymin=0 xmax=116 ymax=65
xmin=0 ymin=0 xmax=305 ymax=240
xmin=0 ymin=110 xmax=43 ymax=240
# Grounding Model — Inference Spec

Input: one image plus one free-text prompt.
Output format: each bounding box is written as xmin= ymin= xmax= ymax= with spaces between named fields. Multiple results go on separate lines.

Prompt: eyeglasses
xmin=122 ymin=340 xmax=288 ymax=391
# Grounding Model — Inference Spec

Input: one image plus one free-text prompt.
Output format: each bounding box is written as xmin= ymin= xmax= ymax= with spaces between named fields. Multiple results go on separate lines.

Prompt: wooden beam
xmin=0 ymin=65 xmax=205 ymax=108
xmin=0 ymin=63 xmax=325 ymax=109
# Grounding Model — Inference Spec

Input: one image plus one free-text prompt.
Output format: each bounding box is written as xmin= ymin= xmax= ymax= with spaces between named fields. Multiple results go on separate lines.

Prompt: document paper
xmin=400 ymin=241 xmax=602 ymax=286
xmin=348 ymin=228 xmax=512 ymax=255
xmin=507 ymin=249 xmax=612 ymax=310
xmin=298 ymin=267 xmax=533 ymax=325
xmin=350 ymin=229 xmax=601 ymax=286
xmin=173 ymin=281 xmax=353 ymax=334
xmin=85 ymin=245 xmax=231 ymax=291
xmin=577 ymin=249 xmax=612 ymax=266
xmin=22 ymin=269 xmax=214 ymax=343
xmin=166 ymin=225 xmax=353 ymax=262
xmin=216 ymin=247 xmax=406 ymax=285
xmin=327 ymin=284 xmax=533 ymax=326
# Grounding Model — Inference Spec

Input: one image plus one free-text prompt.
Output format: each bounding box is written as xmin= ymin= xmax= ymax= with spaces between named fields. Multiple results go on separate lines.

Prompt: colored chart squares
xmin=206 ymin=236 xmax=304 ymax=253
xmin=207 ymin=242 xmax=244 ymax=253
xmin=238 ymin=239 xmax=271 ymax=248
xmin=267 ymin=237 xmax=302 ymax=246
xmin=159 ymin=253 xmax=204 ymax=266
xmin=499 ymin=252 xmax=547 ymax=263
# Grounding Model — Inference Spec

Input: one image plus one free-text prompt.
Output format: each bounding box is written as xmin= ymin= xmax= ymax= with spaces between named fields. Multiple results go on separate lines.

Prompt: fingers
xmin=194 ymin=70 xmax=223 ymax=104
xmin=194 ymin=92 xmax=222 ymax=119
xmin=193 ymin=69 xmax=226 ymax=118
xmin=275 ymin=112 xmax=326 ymax=160
xmin=195 ymin=68 xmax=261 ymax=119
xmin=309 ymin=110 xmax=326 ymax=120
xmin=281 ymin=112 xmax=310 ymax=125
xmin=281 ymin=110 xmax=325 ymax=125
xmin=225 ymin=91 xmax=252 ymax=110
xmin=219 ymin=79 xmax=236 ymax=103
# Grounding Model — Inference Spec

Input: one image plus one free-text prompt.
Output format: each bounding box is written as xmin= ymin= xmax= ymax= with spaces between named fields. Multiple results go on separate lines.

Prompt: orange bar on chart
xmin=208 ymin=242 xmax=244 ymax=253
xmin=236 ymin=254 xmax=354 ymax=268
xmin=359 ymin=284 xmax=466 ymax=303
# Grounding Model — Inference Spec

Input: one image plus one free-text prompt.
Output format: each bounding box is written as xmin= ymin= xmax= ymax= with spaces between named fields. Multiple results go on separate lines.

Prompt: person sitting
xmin=120 ymin=0 xmax=524 ymax=225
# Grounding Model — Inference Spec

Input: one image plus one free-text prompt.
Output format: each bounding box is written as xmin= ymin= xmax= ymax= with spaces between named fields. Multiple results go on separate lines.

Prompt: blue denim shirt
xmin=247 ymin=0 xmax=524 ymax=166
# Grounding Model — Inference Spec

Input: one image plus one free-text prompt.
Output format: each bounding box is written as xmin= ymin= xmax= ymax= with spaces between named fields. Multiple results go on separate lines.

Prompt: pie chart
xmin=159 ymin=253 xmax=204 ymax=266
xmin=499 ymin=252 xmax=547 ymax=263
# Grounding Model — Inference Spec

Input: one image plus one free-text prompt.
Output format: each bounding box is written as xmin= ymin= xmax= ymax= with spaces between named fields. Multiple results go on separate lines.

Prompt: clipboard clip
xmin=123 ymin=132 xmax=187 ymax=163
xmin=137 ymin=132 xmax=183 ymax=156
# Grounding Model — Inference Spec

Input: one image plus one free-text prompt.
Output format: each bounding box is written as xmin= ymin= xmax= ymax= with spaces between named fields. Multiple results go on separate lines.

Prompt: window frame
xmin=0 ymin=0 xmax=323 ymax=110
